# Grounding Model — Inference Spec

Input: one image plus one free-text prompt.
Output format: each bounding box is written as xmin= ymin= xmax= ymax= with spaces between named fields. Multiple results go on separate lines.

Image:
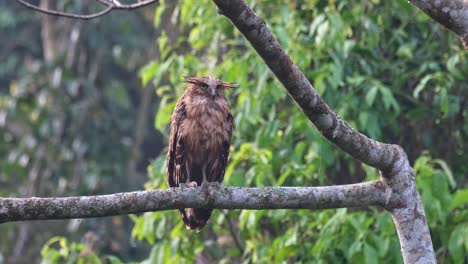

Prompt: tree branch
xmin=15 ymin=0 xmax=112 ymax=20
xmin=212 ymin=0 xmax=436 ymax=262
xmin=213 ymin=0 xmax=405 ymax=177
xmin=409 ymin=0 xmax=468 ymax=49
xmin=10 ymin=1 xmax=438 ymax=262
xmin=385 ymin=168 xmax=436 ymax=264
xmin=15 ymin=0 xmax=159 ymax=20
xmin=0 ymin=182 xmax=402 ymax=223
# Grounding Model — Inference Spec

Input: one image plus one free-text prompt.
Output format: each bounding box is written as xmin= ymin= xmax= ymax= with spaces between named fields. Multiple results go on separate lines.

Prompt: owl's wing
xmin=167 ymin=100 xmax=187 ymax=187
xmin=217 ymin=112 xmax=234 ymax=182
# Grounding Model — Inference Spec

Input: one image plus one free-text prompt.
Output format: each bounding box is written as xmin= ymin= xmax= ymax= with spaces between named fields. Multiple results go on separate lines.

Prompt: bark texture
xmin=409 ymin=0 xmax=468 ymax=48
xmin=0 ymin=182 xmax=402 ymax=223
xmin=212 ymin=0 xmax=436 ymax=263
xmin=9 ymin=1 xmax=441 ymax=262
xmin=214 ymin=0 xmax=403 ymax=176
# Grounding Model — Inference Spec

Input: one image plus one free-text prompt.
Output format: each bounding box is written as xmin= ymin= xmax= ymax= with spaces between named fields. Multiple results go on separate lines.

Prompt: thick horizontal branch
xmin=409 ymin=0 xmax=468 ymax=49
xmin=213 ymin=0 xmax=406 ymax=177
xmin=0 ymin=181 xmax=403 ymax=223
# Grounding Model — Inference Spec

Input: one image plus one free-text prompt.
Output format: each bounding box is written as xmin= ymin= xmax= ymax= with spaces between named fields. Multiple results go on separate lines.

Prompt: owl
xmin=166 ymin=76 xmax=234 ymax=230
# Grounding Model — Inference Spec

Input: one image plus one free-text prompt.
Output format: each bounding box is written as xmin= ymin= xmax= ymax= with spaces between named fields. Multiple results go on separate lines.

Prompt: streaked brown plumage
xmin=166 ymin=76 xmax=234 ymax=230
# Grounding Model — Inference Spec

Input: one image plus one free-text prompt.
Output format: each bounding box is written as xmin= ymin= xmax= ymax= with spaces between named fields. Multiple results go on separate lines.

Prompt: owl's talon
xmin=180 ymin=182 xmax=198 ymax=188
xmin=187 ymin=181 xmax=198 ymax=188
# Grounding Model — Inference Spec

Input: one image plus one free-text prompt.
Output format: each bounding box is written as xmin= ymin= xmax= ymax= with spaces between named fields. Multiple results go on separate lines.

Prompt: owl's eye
xmin=200 ymin=83 xmax=208 ymax=89
xmin=216 ymin=85 xmax=222 ymax=90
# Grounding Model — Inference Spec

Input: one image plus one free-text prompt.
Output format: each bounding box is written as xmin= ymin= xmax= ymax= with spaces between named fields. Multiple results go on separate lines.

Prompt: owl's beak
xmin=210 ymin=88 xmax=217 ymax=98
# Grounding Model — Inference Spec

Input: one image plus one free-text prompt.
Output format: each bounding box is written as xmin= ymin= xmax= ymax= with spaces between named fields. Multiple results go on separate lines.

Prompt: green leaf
xmin=364 ymin=243 xmax=378 ymax=264
xmin=158 ymin=32 xmax=169 ymax=56
xmin=365 ymin=86 xmax=378 ymax=106
xmin=154 ymin=98 xmax=176 ymax=134
xmin=140 ymin=61 xmax=160 ymax=86
xmin=413 ymin=74 xmax=433 ymax=98
xmin=446 ymin=54 xmax=464 ymax=80
xmin=439 ymin=88 xmax=449 ymax=115
xmin=105 ymin=255 xmax=124 ymax=264
xmin=433 ymin=159 xmax=456 ymax=189
xmin=153 ymin=1 xmax=166 ymax=27
xmin=131 ymin=215 xmax=144 ymax=240
xmin=379 ymin=86 xmax=400 ymax=113
xmin=450 ymin=189 xmax=468 ymax=210
xmin=276 ymin=169 xmax=291 ymax=186
xmin=139 ymin=57 xmax=174 ymax=87
xmin=396 ymin=43 xmax=413 ymax=58
xmin=143 ymin=213 xmax=156 ymax=244
xmin=448 ymin=224 xmax=468 ymax=262
xmin=41 ymin=237 xmax=67 ymax=264
xmin=347 ymin=239 xmax=362 ymax=260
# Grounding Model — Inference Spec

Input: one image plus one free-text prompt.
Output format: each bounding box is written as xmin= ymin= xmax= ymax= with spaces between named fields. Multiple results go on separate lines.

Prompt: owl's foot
xmin=201 ymin=181 xmax=221 ymax=189
xmin=180 ymin=181 xmax=198 ymax=188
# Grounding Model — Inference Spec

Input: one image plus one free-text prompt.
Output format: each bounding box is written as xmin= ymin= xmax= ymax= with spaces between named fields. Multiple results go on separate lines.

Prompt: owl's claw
xmin=180 ymin=182 xmax=198 ymax=188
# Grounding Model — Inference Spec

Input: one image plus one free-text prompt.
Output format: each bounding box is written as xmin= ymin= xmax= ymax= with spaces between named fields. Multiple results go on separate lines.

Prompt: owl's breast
xmin=182 ymin=108 xmax=227 ymax=164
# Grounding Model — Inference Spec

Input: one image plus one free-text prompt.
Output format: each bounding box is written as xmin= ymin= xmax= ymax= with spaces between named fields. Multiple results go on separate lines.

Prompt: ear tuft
xmin=222 ymin=81 xmax=236 ymax=89
xmin=183 ymin=76 xmax=201 ymax=84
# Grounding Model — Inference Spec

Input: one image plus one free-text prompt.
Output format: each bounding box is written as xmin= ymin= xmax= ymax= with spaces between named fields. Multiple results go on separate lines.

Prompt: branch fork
xmin=15 ymin=0 xmax=160 ymax=19
xmin=9 ymin=0 xmax=441 ymax=262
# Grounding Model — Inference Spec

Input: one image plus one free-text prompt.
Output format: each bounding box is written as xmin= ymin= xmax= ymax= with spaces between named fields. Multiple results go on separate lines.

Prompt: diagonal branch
xmin=0 ymin=182 xmax=402 ymax=223
xmin=10 ymin=1 xmax=437 ymax=262
xmin=213 ymin=0 xmax=406 ymax=177
xmin=409 ymin=0 xmax=468 ymax=49
xmin=15 ymin=0 xmax=112 ymax=19
xmin=15 ymin=0 xmax=159 ymax=20
xmin=211 ymin=1 xmax=436 ymax=263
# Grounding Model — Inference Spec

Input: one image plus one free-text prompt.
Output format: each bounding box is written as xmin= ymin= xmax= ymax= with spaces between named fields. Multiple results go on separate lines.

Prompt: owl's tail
xmin=179 ymin=208 xmax=212 ymax=230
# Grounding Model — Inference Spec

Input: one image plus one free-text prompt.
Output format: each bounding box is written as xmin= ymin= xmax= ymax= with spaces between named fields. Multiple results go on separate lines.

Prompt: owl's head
xmin=184 ymin=76 xmax=233 ymax=99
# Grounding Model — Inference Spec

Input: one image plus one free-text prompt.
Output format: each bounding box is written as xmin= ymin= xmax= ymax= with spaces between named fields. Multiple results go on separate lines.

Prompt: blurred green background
xmin=0 ymin=0 xmax=467 ymax=263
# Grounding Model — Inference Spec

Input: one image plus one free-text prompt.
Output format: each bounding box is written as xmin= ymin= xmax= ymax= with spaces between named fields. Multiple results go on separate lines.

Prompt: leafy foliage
xmin=131 ymin=0 xmax=468 ymax=263
xmin=41 ymin=236 xmax=124 ymax=264
xmin=0 ymin=1 xmax=157 ymax=261
xmin=1 ymin=0 xmax=466 ymax=263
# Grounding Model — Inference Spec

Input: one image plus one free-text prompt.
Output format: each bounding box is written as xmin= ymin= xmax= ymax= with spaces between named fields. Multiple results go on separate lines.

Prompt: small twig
xmin=15 ymin=0 xmax=159 ymax=20
xmin=107 ymin=0 xmax=159 ymax=9
xmin=15 ymin=0 xmax=112 ymax=19
xmin=95 ymin=0 xmax=113 ymax=6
